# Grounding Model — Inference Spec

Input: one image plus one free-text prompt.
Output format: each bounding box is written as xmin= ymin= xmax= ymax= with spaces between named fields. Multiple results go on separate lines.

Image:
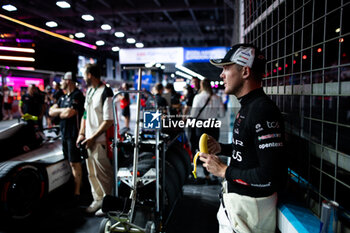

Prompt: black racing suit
xmin=220 ymin=88 xmax=287 ymax=197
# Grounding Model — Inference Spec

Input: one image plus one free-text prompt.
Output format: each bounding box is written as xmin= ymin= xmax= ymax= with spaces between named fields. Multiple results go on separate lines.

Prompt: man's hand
xmin=82 ymin=137 xmax=96 ymax=149
xmin=199 ymin=153 xmax=227 ymax=178
xmin=207 ymin=135 xmax=221 ymax=154
xmin=76 ymin=134 xmax=85 ymax=148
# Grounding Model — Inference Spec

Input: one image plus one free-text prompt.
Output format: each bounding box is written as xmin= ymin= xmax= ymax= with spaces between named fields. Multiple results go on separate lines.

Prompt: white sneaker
xmin=86 ymin=200 xmax=103 ymax=213
xmin=95 ymin=208 xmax=106 ymax=217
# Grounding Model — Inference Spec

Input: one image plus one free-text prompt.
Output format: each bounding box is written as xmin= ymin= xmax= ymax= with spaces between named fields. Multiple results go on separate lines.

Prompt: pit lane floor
xmin=0 ymin=163 xmax=221 ymax=233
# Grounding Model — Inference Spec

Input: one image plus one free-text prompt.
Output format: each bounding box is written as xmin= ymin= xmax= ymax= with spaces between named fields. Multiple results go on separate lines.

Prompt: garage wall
xmin=240 ymin=0 xmax=350 ymax=229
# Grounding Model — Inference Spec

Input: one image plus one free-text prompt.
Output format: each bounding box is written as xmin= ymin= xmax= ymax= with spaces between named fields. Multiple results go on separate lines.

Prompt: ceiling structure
xmin=0 ymin=0 xmax=236 ymax=80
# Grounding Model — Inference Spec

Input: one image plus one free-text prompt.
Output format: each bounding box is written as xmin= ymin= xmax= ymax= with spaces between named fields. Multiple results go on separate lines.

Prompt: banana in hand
xmin=192 ymin=133 xmax=208 ymax=179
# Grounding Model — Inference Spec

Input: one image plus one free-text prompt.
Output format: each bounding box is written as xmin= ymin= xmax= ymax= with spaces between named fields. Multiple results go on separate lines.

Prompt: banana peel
xmin=192 ymin=133 xmax=208 ymax=179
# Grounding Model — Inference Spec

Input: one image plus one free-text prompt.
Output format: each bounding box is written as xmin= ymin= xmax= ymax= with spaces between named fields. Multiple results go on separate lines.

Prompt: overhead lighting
xmin=126 ymin=38 xmax=136 ymax=44
xmin=2 ymin=4 xmax=17 ymax=12
xmin=17 ymin=67 xmax=35 ymax=71
xmin=0 ymin=46 xmax=35 ymax=53
xmin=175 ymin=71 xmax=192 ymax=79
xmin=0 ymin=14 xmax=97 ymax=50
xmin=161 ymin=65 xmax=165 ymax=69
xmin=335 ymin=28 xmax=341 ymax=33
xmin=155 ymin=63 xmax=161 ymax=68
xmin=101 ymin=24 xmax=111 ymax=30
xmin=114 ymin=32 xmax=125 ymax=38
xmin=220 ymin=81 xmax=224 ymax=85
xmin=145 ymin=62 xmax=155 ymax=68
xmin=0 ymin=55 xmax=35 ymax=62
xmin=135 ymin=42 xmax=144 ymax=48
xmin=81 ymin=14 xmax=94 ymax=21
xmin=175 ymin=64 xmax=206 ymax=80
xmin=96 ymin=40 xmax=105 ymax=46
xmin=74 ymin=32 xmax=85 ymax=38
xmin=56 ymin=1 xmax=71 ymax=8
xmin=46 ymin=21 xmax=58 ymax=28
xmin=69 ymin=34 xmax=74 ymax=38
xmin=171 ymin=74 xmax=175 ymax=78
xmin=111 ymin=46 xmax=120 ymax=52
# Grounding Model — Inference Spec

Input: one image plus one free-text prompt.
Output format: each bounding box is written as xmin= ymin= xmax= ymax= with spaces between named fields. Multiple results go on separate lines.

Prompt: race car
xmin=0 ymin=119 xmax=71 ymax=219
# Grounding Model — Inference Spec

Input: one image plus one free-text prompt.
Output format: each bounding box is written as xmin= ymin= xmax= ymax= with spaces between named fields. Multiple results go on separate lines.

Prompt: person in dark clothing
xmin=199 ymin=44 xmax=287 ymax=233
xmin=146 ymin=83 xmax=168 ymax=113
xmin=52 ymin=81 xmax=64 ymax=104
xmin=51 ymin=81 xmax=64 ymax=126
xmin=19 ymin=84 xmax=44 ymax=127
xmin=117 ymin=82 xmax=130 ymax=129
xmin=182 ymin=84 xmax=195 ymax=116
xmin=49 ymin=72 xmax=85 ymax=201
xmin=164 ymin=83 xmax=181 ymax=115
xmin=191 ymin=76 xmax=200 ymax=95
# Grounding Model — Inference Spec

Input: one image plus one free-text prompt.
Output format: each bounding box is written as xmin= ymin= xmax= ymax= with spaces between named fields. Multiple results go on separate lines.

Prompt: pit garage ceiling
xmin=0 ymin=0 xmax=236 ymax=80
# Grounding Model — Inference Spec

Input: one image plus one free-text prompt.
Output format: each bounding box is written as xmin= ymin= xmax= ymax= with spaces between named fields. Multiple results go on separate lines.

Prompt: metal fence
xmin=241 ymin=0 xmax=350 ymax=228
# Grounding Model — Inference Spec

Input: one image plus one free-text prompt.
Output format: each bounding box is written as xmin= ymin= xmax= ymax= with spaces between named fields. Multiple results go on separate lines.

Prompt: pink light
xmin=293 ymin=60 xmax=296 ymax=64
xmin=285 ymin=64 xmax=288 ymax=68
xmin=273 ymin=69 xmax=277 ymax=73
xmin=0 ymin=14 xmax=97 ymax=50
xmin=278 ymin=67 xmax=282 ymax=71
xmin=17 ymin=66 xmax=35 ymax=71
xmin=214 ymin=84 xmax=218 ymax=88
xmin=302 ymin=55 xmax=307 ymax=60
xmin=1 ymin=76 xmax=44 ymax=94
xmin=72 ymin=39 xmax=97 ymax=49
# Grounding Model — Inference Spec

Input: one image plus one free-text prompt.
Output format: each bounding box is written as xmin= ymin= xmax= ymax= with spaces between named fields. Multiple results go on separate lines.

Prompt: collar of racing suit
xmin=237 ymin=87 xmax=264 ymax=106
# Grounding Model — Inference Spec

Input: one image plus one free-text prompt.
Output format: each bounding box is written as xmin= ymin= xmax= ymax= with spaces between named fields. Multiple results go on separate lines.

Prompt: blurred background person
xmin=117 ymin=82 xmax=130 ymax=130
xmin=19 ymin=84 xmax=44 ymax=128
xmin=164 ymin=83 xmax=181 ymax=116
xmin=190 ymin=78 xmax=224 ymax=181
xmin=146 ymin=83 xmax=168 ymax=113
xmin=51 ymin=81 xmax=64 ymax=126
xmin=52 ymin=81 xmax=64 ymax=104
xmin=3 ymin=85 xmax=13 ymax=120
xmin=182 ymin=84 xmax=195 ymax=117
xmin=191 ymin=76 xmax=200 ymax=95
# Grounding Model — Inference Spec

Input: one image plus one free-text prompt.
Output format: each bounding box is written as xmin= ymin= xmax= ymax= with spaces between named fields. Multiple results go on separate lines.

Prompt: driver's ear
xmin=241 ymin=66 xmax=251 ymax=79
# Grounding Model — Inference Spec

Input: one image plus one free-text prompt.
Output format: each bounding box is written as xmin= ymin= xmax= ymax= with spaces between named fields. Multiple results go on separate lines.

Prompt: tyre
xmin=164 ymin=161 xmax=181 ymax=207
xmin=99 ymin=218 xmax=112 ymax=233
xmin=0 ymin=163 xmax=46 ymax=219
xmin=168 ymin=143 xmax=192 ymax=177
xmin=165 ymin=150 xmax=187 ymax=186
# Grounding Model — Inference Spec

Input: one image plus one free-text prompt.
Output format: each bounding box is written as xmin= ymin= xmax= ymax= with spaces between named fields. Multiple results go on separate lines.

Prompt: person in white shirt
xmin=76 ymin=63 xmax=114 ymax=215
xmin=190 ymin=79 xmax=224 ymax=180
